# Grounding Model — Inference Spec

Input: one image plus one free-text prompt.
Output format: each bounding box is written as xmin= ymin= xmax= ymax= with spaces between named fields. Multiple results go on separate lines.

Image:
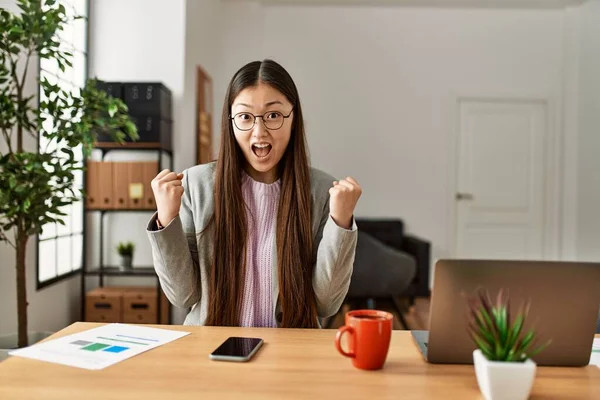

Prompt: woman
xmin=147 ymin=59 xmax=362 ymax=328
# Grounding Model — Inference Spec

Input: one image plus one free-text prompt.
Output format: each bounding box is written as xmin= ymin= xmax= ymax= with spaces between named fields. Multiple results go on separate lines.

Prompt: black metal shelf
xmin=85 ymin=266 xmax=156 ymax=276
xmin=82 ymin=145 xmax=173 ymax=324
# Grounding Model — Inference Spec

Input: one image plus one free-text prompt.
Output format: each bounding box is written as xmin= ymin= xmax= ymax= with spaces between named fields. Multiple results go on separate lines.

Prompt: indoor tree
xmin=0 ymin=0 xmax=137 ymax=347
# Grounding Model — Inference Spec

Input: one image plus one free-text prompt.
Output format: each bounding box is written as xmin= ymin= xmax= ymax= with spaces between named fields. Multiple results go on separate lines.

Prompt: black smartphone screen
xmin=211 ymin=337 xmax=263 ymax=358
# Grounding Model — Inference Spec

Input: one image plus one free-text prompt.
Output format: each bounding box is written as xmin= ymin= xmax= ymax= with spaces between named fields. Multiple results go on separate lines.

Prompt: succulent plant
xmin=467 ymin=288 xmax=551 ymax=362
xmin=116 ymin=241 xmax=135 ymax=257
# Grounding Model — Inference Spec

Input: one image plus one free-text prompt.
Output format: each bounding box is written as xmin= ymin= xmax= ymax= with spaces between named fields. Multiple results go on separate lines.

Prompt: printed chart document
xmin=9 ymin=323 xmax=190 ymax=370
xmin=591 ymin=338 xmax=600 ymax=369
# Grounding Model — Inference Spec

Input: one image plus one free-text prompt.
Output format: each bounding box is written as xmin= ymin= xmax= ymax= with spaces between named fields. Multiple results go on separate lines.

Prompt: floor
xmin=326 ymin=297 xmax=431 ymax=330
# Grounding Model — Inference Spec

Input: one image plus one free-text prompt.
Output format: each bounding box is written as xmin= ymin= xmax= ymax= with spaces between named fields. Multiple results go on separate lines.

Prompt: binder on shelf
xmin=98 ymin=161 xmax=115 ymax=209
xmin=85 ymin=161 xmax=100 ymax=209
xmin=143 ymin=161 xmax=158 ymax=210
xmin=112 ymin=162 xmax=130 ymax=209
xmin=123 ymin=82 xmax=172 ymax=120
xmin=128 ymin=162 xmax=145 ymax=209
xmin=96 ymin=81 xmax=124 ymax=100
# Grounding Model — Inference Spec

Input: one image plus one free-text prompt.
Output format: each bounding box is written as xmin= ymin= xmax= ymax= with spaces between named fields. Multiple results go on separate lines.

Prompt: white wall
xmin=175 ymin=0 xmax=223 ymax=323
xmin=181 ymin=0 xmax=224 ymax=163
xmin=220 ymin=2 xmax=568 ymax=267
xmin=0 ymin=0 xmax=80 ymax=336
xmin=577 ymin=0 xmax=600 ymax=261
xmin=215 ymin=2 xmax=266 ymax=148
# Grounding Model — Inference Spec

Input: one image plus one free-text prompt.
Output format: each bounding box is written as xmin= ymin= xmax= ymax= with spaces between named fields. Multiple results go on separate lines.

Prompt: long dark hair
xmin=204 ymin=59 xmax=318 ymax=328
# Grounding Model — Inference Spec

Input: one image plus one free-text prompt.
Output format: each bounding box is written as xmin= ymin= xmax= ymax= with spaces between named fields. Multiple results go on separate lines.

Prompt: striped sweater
xmin=239 ymin=172 xmax=280 ymax=327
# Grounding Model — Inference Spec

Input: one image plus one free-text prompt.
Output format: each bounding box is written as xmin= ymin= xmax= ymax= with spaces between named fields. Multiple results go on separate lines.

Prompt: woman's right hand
xmin=152 ymin=169 xmax=185 ymax=227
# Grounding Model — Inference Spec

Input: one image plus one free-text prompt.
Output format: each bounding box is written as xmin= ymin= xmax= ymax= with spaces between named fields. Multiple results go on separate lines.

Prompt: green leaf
xmin=470 ymin=331 xmax=494 ymax=359
xmin=60 ymin=147 xmax=74 ymax=158
xmin=496 ymin=306 xmax=508 ymax=345
xmin=478 ymin=306 xmax=498 ymax=341
xmin=517 ymin=330 xmax=536 ymax=355
xmin=9 ymin=26 xmax=24 ymax=35
xmin=529 ymin=340 xmax=552 ymax=358
xmin=521 ymin=331 xmax=535 ymax=348
xmin=507 ymin=313 xmax=525 ymax=352
xmin=108 ymin=103 xmax=117 ymax=118
xmin=14 ymin=185 xmax=27 ymax=194
xmin=470 ymin=319 xmax=495 ymax=347
xmin=124 ymin=120 xmax=137 ymax=134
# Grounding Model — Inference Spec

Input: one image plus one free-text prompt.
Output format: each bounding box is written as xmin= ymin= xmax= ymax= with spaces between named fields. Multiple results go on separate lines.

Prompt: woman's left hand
xmin=329 ymin=177 xmax=362 ymax=230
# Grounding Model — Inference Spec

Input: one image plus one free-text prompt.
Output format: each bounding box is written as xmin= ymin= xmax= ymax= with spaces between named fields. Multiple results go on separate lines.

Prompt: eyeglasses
xmin=230 ymin=109 xmax=293 ymax=131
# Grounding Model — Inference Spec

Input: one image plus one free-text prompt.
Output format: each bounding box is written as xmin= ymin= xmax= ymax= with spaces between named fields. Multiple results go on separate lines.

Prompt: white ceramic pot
xmin=0 ymin=331 xmax=54 ymax=362
xmin=119 ymin=255 xmax=133 ymax=270
xmin=473 ymin=349 xmax=537 ymax=400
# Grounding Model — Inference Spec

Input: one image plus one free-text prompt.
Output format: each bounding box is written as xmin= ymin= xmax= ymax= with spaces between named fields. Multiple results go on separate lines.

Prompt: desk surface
xmin=0 ymin=323 xmax=599 ymax=399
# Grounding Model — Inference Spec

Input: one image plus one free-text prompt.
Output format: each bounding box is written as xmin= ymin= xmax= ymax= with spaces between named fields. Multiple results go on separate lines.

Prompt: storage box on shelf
xmin=85 ymin=287 xmax=169 ymax=325
xmin=95 ymin=81 xmax=172 ymax=151
xmin=83 ymin=80 xmax=174 ymax=324
xmin=85 ymin=287 xmax=123 ymax=323
xmin=96 ymin=81 xmax=123 ymax=99
xmin=123 ymin=82 xmax=172 ymax=120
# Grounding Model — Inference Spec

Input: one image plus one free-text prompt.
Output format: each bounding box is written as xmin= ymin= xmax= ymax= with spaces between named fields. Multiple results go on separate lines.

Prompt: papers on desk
xmin=9 ymin=323 xmax=189 ymax=370
xmin=591 ymin=339 xmax=600 ymax=369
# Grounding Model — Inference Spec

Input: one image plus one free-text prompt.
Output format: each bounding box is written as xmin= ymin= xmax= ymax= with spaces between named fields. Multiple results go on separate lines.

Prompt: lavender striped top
xmin=239 ymin=172 xmax=280 ymax=328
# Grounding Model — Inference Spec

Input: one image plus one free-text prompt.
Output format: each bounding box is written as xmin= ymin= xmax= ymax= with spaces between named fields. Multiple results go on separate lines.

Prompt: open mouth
xmin=252 ymin=143 xmax=272 ymax=158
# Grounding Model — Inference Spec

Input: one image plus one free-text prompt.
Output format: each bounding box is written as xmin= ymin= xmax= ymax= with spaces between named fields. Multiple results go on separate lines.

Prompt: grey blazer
xmin=146 ymin=162 xmax=358 ymax=326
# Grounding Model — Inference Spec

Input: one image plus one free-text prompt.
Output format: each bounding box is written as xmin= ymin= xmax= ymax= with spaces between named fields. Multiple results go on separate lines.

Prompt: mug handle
xmin=335 ymin=325 xmax=355 ymax=358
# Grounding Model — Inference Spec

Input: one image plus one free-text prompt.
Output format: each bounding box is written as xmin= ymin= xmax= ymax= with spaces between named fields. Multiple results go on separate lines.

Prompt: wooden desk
xmin=0 ymin=323 xmax=598 ymax=399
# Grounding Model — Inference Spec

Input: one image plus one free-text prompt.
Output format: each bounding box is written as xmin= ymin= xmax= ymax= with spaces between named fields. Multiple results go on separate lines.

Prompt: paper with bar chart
xmin=591 ymin=338 xmax=600 ymax=369
xmin=9 ymin=323 xmax=190 ymax=370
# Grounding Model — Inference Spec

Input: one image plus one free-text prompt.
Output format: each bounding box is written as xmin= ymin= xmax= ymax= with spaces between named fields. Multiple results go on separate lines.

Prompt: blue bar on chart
xmin=103 ymin=346 xmax=129 ymax=353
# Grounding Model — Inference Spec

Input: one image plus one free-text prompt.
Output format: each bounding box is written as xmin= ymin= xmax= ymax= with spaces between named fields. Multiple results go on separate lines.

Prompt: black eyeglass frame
xmin=229 ymin=108 xmax=294 ymax=131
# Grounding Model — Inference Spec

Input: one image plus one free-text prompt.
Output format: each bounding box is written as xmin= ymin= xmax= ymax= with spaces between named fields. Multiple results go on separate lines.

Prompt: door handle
xmin=456 ymin=193 xmax=474 ymax=201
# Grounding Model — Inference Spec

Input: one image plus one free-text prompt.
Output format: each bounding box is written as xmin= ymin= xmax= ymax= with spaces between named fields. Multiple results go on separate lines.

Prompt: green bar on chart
xmin=82 ymin=343 xmax=110 ymax=352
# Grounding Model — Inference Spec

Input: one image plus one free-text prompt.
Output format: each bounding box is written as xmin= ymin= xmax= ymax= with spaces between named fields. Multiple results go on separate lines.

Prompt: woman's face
xmin=231 ymin=82 xmax=293 ymax=183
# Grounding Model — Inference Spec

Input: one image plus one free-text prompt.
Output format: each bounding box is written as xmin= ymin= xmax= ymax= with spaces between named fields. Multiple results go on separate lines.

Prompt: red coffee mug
xmin=335 ymin=310 xmax=393 ymax=370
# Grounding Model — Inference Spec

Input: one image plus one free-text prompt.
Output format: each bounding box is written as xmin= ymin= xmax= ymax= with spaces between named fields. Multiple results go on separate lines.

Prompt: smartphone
xmin=209 ymin=337 xmax=264 ymax=362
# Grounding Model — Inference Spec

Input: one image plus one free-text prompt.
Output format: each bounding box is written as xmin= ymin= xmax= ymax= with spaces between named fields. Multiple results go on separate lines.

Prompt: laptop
xmin=412 ymin=259 xmax=600 ymax=366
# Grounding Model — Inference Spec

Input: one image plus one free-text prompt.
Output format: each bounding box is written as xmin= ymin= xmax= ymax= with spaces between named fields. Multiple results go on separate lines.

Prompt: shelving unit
xmin=81 ymin=145 xmax=173 ymax=324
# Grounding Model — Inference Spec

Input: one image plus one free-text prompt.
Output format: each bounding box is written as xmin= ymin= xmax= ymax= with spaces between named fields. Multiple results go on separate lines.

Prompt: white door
xmin=455 ymin=99 xmax=547 ymax=260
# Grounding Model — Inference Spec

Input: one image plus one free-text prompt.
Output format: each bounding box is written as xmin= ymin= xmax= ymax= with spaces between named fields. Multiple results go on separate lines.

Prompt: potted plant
xmin=116 ymin=241 xmax=135 ymax=270
xmin=0 ymin=0 xmax=138 ymax=352
xmin=467 ymin=289 xmax=551 ymax=400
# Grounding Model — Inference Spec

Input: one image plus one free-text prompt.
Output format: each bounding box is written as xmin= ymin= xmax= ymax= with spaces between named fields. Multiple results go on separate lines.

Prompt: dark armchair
xmin=323 ymin=218 xmax=431 ymax=329
xmin=354 ymin=219 xmax=431 ymax=301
